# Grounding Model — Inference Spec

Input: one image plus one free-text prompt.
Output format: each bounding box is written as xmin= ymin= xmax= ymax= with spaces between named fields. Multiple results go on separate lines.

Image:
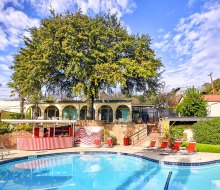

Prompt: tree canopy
xmin=177 ymin=88 xmax=207 ymax=117
xmin=202 ymin=78 xmax=220 ymax=95
xmin=9 ymin=11 xmax=162 ymax=119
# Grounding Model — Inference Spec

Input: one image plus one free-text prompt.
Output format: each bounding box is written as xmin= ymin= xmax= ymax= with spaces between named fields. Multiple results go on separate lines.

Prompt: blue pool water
xmin=0 ymin=152 xmax=220 ymax=190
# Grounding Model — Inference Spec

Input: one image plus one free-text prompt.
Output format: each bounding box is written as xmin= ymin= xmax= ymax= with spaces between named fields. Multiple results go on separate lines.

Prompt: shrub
xmin=192 ymin=118 xmax=220 ymax=144
xmin=111 ymin=135 xmax=117 ymax=145
xmin=102 ymin=129 xmax=109 ymax=142
xmin=16 ymin=124 xmax=33 ymax=131
xmin=177 ymin=88 xmax=207 ymax=116
xmin=196 ymin=143 xmax=220 ymax=153
xmin=181 ymin=142 xmax=220 ymax=153
xmin=9 ymin=113 xmax=25 ymax=119
xmin=169 ymin=125 xmax=186 ymax=140
xmin=25 ymin=109 xmax=32 ymax=119
xmin=0 ymin=122 xmax=14 ymax=134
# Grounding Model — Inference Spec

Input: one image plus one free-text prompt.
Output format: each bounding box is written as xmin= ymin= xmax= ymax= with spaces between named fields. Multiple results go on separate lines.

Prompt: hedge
xmin=169 ymin=125 xmax=186 ymax=140
xmin=192 ymin=118 xmax=220 ymax=144
xmin=181 ymin=142 xmax=220 ymax=153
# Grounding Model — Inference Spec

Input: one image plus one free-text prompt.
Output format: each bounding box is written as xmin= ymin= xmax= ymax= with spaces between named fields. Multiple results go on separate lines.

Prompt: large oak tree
xmin=9 ymin=11 xmax=162 ymax=119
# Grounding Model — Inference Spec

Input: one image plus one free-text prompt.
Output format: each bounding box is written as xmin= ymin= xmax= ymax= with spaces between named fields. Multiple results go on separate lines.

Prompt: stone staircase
xmin=130 ymin=123 xmax=161 ymax=146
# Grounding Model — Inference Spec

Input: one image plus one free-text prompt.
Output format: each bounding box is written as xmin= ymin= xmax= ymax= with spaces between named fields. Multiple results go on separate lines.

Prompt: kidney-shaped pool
xmin=0 ymin=152 xmax=220 ymax=190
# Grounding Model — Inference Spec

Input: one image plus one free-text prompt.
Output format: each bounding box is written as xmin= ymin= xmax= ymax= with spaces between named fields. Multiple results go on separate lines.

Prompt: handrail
xmin=129 ymin=127 xmax=147 ymax=146
xmin=130 ymin=127 xmax=147 ymax=137
xmin=164 ymin=171 xmax=172 ymax=190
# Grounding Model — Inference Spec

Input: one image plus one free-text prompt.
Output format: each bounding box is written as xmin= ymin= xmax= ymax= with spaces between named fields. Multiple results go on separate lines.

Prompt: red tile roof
xmin=204 ymin=95 xmax=220 ymax=102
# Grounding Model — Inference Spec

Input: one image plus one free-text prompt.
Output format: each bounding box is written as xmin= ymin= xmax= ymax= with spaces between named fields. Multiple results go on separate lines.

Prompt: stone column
xmin=40 ymin=108 xmax=45 ymax=119
xmin=77 ymin=105 xmax=81 ymax=120
xmin=128 ymin=105 xmax=132 ymax=122
xmin=112 ymin=107 xmax=116 ymax=123
xmin=58 ymin=108 xmax=63 ymax=120
xmin=95 ymin=106 xmax=99 ymax=120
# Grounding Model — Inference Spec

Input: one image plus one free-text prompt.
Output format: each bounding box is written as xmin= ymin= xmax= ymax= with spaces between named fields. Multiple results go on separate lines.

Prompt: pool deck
xmin=1 ymin=145 xmax=220 ymax=165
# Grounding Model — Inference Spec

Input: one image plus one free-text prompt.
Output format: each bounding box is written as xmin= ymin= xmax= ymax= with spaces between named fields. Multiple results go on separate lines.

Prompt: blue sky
xmin=0 ymin=0 xmax=220 ymax=100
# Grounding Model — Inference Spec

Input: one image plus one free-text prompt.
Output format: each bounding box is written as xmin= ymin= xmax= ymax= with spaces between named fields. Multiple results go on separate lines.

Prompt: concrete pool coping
xmin=1 ymin=145 xmax=220 ymax=165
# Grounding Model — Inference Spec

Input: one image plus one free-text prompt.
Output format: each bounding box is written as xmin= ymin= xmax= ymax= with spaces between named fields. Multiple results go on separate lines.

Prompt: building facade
xmin=25 ymin=100 xmax=133 ymax=123
xmin=204 ymin=95 xmax=220 ymax=117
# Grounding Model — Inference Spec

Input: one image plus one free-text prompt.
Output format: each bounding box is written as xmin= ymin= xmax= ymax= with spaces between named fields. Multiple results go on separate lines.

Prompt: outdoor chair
xmin=144 ymin=140 xmax=157 ymax=150
xmin=179 ymin=141 xmax=197 ymax=154
xmin=103 ymin=137 xmax=113 ymax=148
xmin=154 ymin=140 xmax=169 ymax=151
xmin=164 ymin=140 xmax=181 ymax=153
xmin=94 ymin=139 xmax=101 ymax=148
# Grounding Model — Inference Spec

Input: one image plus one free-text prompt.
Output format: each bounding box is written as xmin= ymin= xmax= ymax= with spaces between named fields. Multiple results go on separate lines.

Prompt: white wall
xmin=207 ymin=102 xmax=220 ymax=117
xmin=0 ymin=101 xmax=20 ymax=113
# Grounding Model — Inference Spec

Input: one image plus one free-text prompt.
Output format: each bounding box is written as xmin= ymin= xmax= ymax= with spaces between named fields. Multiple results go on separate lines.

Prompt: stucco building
xmin=25 ymin=100 xmax=133 ymax=123
xmin=204 ymin=95 xmax=220 ymax=117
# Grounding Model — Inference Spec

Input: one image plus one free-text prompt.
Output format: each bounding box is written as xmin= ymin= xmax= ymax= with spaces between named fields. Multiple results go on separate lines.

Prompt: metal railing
xmin=129 ymin=127 xmax=148 ymax=146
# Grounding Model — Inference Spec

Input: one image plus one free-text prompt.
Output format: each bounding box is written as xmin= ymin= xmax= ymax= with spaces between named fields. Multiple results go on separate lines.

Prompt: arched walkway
xmin=80 ymin=106 xmax=95 ymax=120
xmin=63 ymin=106 xmax=78 ymax=120
xmin=26 ymin=106 xmax=41 ymax=119
xmin=44 ymin=106 xmax=59 ymax=119
xmin=116 ymin=105 xmax=130 ymax=122
xmin=98 ymin=105 xmax=113 ymax=123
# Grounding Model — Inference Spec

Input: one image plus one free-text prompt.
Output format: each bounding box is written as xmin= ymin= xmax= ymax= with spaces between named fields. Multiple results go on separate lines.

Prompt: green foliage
xmin=111 ymin=135 xmax=117 ymax=145
xmin=25 ymin=108 xmax=32 ymax=119
xmin=9 ymin=113 xmax=25 ymax=119
xmin=16 ymin=124 xmax=33 ymax=131
xmin=181 ymin=141 xmax=188 ymax=148
xmin=0 ymin=122 xmax=14 ymax=134
xmin=192 ymin=118 xmax=220 ymax=144
xmin=202 ymin=78 xmax=220 ymax=95
xmin=169 ymin=125 xmax=186 ymax=140
xmin=181 ymin=142 xmax=220 ymax=153
xmin=9 ymin=11 xmax=162 ymax=119
xmin=195 ymin=143 xmax=220 ymax=153
xmin=177 ymin=88 xmax=207 ymax=116
xmin=0 ymin=111 xmax=14 ymax=119
xmin=102 ymin=129 xmax=109 ymax=142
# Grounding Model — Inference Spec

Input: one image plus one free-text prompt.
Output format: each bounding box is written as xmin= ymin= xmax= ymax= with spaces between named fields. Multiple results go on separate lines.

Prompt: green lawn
xmin=182 ymin=142 xmax=220 ymax=153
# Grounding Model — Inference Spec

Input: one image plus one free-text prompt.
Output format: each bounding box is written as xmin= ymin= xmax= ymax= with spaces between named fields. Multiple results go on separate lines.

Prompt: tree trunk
xmin=87 ymin=95 xmax=94 ymax=120
xmin=20 ymin=97 xmax=25 ymax=116
xmin=33 ymin=104 xmax=39 ymax=120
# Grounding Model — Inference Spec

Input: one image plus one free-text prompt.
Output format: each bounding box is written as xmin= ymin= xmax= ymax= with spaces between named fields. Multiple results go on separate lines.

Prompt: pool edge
xmin=1 ymin=151 xmax=220 ymax=167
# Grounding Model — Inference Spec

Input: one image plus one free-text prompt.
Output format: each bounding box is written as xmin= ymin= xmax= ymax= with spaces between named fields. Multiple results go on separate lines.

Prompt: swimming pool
xmin=0 ymin=152 xmax=220 ymax=190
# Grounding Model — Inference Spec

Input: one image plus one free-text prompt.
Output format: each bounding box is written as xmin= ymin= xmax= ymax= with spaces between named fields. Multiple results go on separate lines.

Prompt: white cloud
xmin=0 ymin=55 xmax=12 ymax=62
xmin=0 ymin=4 xmax=40 ymax=50
xmin=0 ymin=86 xmax=14 ymax=100
xmin=0 ymin=64 xmax=10 ymax=71
xmin=154 ymin=1 xmax=220 ymax=89
xmin=187 ymin=0 xmax=197 ymax=7
xmin=27 ymin=0 xmax=136 ymax=17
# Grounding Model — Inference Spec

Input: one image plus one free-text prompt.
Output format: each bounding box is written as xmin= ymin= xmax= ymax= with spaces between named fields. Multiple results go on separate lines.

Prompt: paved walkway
xmin=1 ymin=146 xmax=220 ymax=164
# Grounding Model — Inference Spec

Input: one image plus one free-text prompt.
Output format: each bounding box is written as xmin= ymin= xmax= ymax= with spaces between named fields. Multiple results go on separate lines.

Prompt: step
xmin=132 ymin=136 xmax=148 ymax=146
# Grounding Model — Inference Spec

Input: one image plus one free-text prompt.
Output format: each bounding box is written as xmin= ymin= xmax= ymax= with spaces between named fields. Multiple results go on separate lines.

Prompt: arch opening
xmin=63 ymin=106 xmax=77 ymax=120
xmin=98 ymin=105 xmax=113 ymax=123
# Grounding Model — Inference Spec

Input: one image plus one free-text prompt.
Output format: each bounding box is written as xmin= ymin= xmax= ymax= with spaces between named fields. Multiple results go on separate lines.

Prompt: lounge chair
xmin=103 ymin=137 xmax=112 ymax=148
xmin=94 ymin=138 xmax=101 ymax=148
xmin=164 ymin=140 xmax=181 ymax=153
xmin=179 ymin=141 xmax=196 ymax=154
xmin=143 ymin=140 xmax=157 ymax=150
xmin=155 ymin=140 xmax=169 ymax=151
